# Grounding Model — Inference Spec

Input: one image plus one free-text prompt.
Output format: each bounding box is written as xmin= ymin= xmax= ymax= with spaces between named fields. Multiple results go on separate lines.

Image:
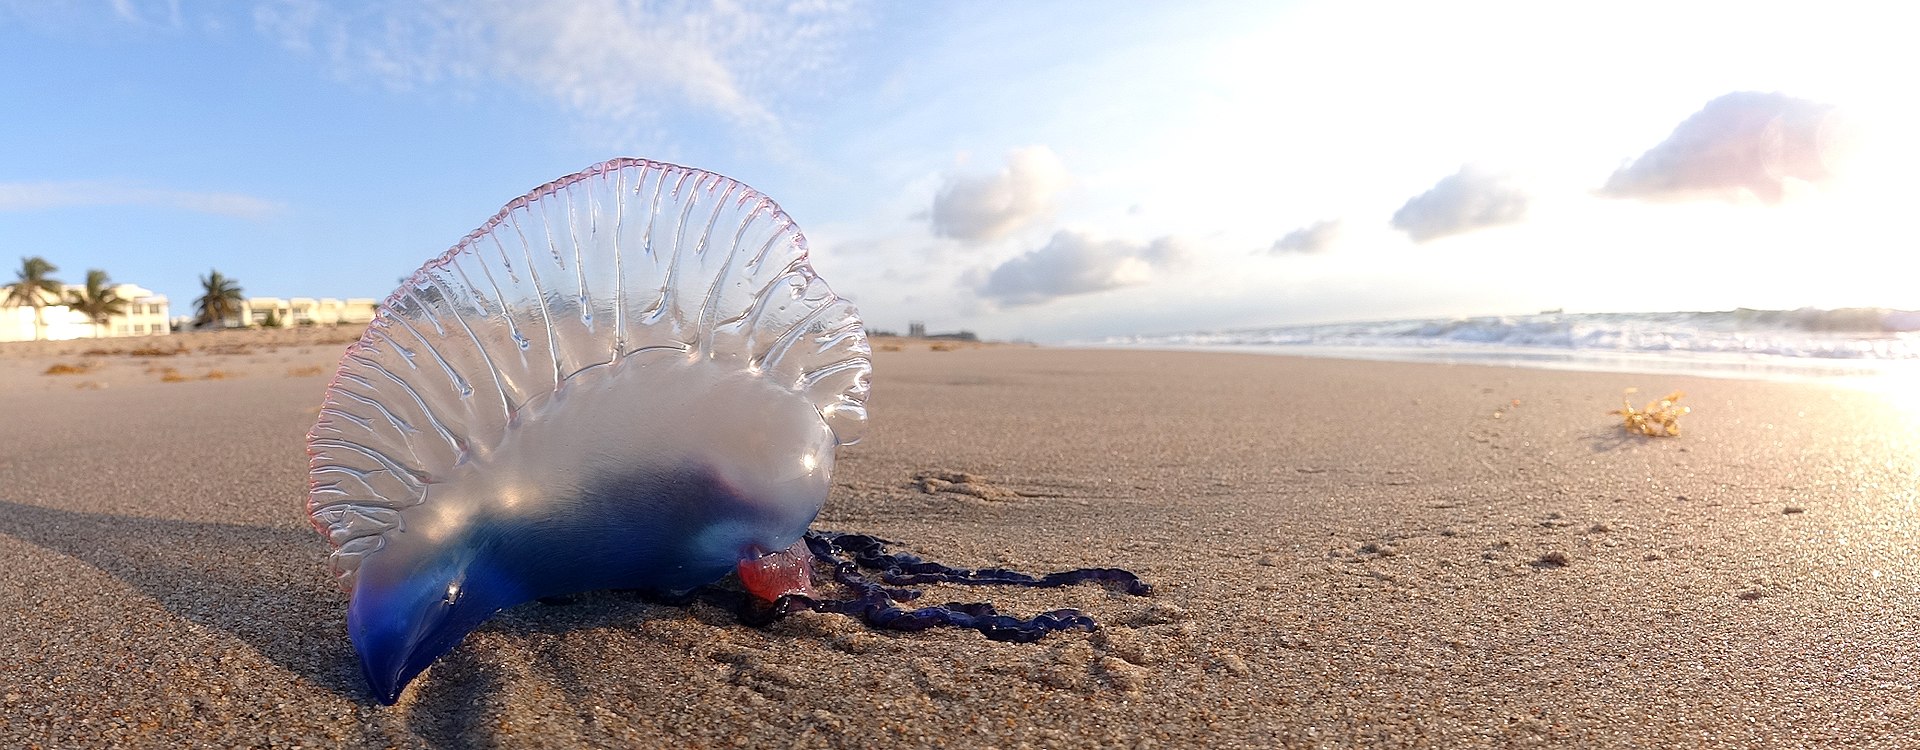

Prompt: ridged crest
xmin=305 ymin=158 xmax=871 ymax=588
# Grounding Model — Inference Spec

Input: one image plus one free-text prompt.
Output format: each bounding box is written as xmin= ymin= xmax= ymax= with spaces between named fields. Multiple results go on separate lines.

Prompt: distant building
xmin=240 ymin=297 xmax=379 ymax=327
xmin=0 ymin=283 xmax=170 ymax=342
xmin=900 ymin=320 xmax=976 ymax=342
xmin=109 ymin=289 xmax=172 ymax=337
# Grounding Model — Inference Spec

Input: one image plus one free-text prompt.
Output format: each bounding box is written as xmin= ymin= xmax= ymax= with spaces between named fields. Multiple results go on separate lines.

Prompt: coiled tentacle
xmin=736 ymin=531 xmax=1153 ymax=642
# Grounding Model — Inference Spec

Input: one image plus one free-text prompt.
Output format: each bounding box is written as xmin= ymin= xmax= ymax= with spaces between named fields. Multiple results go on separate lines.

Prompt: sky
xmin=2 ymin=1 xmax=1916 ymax=342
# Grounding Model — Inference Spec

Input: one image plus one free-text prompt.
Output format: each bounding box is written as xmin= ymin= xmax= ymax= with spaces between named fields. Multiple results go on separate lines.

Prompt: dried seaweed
xmin=1611 ymin=389 xmax=1689 ymax=437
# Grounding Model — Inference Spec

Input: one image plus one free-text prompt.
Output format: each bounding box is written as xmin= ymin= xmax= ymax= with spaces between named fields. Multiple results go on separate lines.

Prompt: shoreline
xmin=1078 ymin=341 xmax=1920 ymax=389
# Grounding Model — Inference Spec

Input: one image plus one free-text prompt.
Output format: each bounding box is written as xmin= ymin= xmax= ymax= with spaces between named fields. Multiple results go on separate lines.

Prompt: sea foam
xmin=1093 ymin=308 xmax=1920 ymax=381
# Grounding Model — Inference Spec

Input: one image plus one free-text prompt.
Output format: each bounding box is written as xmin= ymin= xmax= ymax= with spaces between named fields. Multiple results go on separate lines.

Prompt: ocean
xmin=1091 ymin=308 xmax=1920 ymax=384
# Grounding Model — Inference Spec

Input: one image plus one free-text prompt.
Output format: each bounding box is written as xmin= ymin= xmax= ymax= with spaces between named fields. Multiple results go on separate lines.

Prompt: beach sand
xmin=1 ymin=330 xmax=1917 ymax=747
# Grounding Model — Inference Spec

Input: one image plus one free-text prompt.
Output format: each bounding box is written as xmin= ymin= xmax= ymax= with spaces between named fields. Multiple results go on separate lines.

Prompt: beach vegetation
xmin=65 ymin=269 xmax=130 ymax=338
xmin=4 ymin=256 xmax=64 ymax=341
xmin=128 ymin=343 xmax=185 ymax=357
xmin=193 ymin=269 xmax=244 ymax=328
xmin=1612 ymin=390 xmax=1689 ymax=437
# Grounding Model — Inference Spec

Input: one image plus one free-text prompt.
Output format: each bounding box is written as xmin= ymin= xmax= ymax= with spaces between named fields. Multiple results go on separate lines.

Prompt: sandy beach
xmin=1 ymin=329 xmax=1917 ymax=748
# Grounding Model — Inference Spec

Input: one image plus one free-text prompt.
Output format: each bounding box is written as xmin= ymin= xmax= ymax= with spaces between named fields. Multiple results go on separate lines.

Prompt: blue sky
xmin=3 ymin=1 xmax=1916 ymax=341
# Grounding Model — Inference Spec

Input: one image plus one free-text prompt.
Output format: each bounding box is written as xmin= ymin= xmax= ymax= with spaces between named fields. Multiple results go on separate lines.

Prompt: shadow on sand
xmin=1582 ymin=426 xmax=1656 ymax=453
xmin=0 ymin=500 xmax=726 ymax=746
xmin=0 ymin=500 xmax=365 ymax=701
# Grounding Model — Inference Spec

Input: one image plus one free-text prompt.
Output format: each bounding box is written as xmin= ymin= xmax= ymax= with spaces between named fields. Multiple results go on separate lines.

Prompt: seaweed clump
xmin=1612 ymin=389 xmax=1689 ymax=437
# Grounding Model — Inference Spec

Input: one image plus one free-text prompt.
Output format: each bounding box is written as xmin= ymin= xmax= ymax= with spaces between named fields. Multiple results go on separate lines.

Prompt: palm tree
xmin=66 ymin=269 xmax=130 ymax=338
xmin=3 ymin=256 xmax=63 ymax=341
xmin=194 ymin=269 xmax=245 ymax=328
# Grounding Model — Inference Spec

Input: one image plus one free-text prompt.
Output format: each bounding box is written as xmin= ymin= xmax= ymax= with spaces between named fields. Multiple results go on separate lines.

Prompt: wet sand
xmin=1 ymin=331 xmax=1917 ymax=747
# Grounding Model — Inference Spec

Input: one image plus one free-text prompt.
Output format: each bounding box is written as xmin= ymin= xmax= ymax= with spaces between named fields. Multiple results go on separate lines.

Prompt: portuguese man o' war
xmin=306 ymin=158 xmax=1149 ymax=705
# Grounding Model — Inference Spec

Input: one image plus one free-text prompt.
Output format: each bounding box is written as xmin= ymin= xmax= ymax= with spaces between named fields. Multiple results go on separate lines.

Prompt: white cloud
xmin=1390 ymin=167 xmax=1528 ymax=243
xmin=929 ymin=146 xmax=1069 ymax=243
xmin=0 ymin=181 xmax=282 ymax=218
xmin=250 ymin=0 xmax=862 ymax=127
xmin=109 ymin=0 xmax=181 ymax=27
xmin=978 ymin=230 xmax=1190 ymax=306
xmin=1601 ymin=91 xmax=1846 ymax=204
xmin=1270 ymin=219 xmax=1341 ymax=254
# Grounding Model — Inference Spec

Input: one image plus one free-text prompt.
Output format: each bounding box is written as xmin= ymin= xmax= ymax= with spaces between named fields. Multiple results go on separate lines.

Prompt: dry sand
xmin=1 ymin=329 xmax=1917 ymax=748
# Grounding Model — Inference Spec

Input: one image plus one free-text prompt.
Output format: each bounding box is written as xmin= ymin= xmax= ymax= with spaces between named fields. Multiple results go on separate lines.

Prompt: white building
xmin=240 ymin=297 xmax=378 ymax=328
xmin=0 ymin=283 xmax=170 ymax=342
